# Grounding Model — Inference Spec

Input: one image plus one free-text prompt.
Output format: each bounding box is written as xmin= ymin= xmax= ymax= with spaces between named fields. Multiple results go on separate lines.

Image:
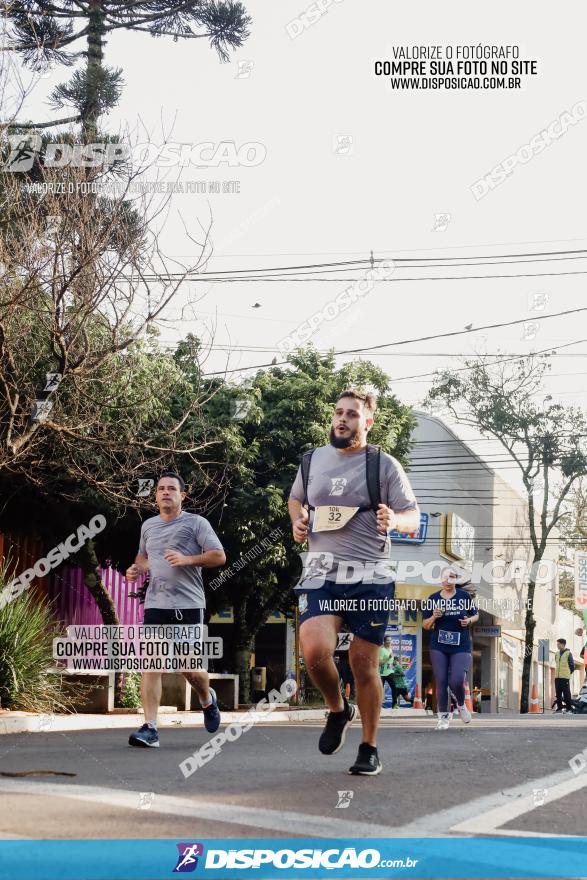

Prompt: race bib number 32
xmin=313 ymin=505 xmax=359 ymax=532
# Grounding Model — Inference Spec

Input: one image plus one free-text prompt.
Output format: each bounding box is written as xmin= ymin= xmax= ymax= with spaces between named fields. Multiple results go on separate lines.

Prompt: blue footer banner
xmin=0 ymin=838 xmax=586 ymax=879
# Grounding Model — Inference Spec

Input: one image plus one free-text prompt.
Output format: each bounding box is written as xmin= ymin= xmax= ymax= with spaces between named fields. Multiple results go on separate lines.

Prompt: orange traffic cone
xmin=529 ymin=683 xmax=540 ymax=714
xmin=412 ymin=684 xmax=423 ymax=709
xmin=464 ymin=678 xmax=473 ymax=712
xmin=344 ymin=683 xmax=351 ymax=699
xmin=425 ymin=684 xmax=434 ymax=713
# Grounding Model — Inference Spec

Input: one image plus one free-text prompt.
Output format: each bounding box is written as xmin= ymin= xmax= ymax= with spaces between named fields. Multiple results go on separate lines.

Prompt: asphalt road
xmin=1 ymin=715 xmax=586 ymax=840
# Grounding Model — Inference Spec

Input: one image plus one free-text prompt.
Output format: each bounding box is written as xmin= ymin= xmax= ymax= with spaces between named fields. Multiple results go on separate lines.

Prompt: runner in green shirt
xmin=379 ymin=636 xmax=396 ymax=707
xmin=391 ymin=657 xmax=412 ymax=708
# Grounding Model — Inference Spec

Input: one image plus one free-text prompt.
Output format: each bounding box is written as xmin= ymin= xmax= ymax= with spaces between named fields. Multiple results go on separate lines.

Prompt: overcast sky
xmin=13 ymin=0 xmax=587 ymax=490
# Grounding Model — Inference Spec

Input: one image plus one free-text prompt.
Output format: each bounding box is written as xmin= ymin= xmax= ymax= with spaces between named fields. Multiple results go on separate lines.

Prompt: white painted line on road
xmin=0 ymin=780 xmax=395 ymax=838
xmin=472 ymin=829 xmax=576 ymax=839
xmin=389 ymin=766 xmax=587 ymax=837
xmin=450 ymin=769 xmax=587 ymax=837
xmin=2 ymin=767 xmax=586 ymax=840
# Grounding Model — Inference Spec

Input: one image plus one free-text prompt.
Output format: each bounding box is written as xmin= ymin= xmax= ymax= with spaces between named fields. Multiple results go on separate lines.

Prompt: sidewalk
xmin=0 ymin=705 xmax=426 ymax=735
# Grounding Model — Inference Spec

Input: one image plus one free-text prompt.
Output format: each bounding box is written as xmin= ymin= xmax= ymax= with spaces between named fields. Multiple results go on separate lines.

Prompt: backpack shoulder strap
xmin=301 ymin=448 xmax=315 ymax=508
xmin=365 ymin=444 xmax=381 ymax=510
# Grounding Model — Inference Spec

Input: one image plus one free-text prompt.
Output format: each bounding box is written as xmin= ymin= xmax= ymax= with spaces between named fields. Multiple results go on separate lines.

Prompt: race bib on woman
xmin=438 ymin=629 xmax=461 ymax=646
xmin=313 ymin=505 xmax=359 ymax=532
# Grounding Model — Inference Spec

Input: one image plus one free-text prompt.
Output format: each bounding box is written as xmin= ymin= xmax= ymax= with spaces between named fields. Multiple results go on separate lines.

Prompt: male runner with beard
xmin=288 ymin=390 xmax=419 ymax=775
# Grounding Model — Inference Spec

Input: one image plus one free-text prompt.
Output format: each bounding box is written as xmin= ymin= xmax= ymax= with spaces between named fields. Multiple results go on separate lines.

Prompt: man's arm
xmin=126 ymin=553 xmax=149 ymax=581
xmin=376 ymin=504 xmax=420 ymax=536
xmin=380 ymin=456 xmax=421 ymax=535
xmin=394 ymin=508 xmax=421 ymax=532
xmin=288 ymin=463 xmax=309 ymax=543
xmin=165 ymin=549 xmax=226 ymax=568
xmin=165 ymin=517 xmax=227 ymax=568
xmin=135 ymin=553 xmax=149 ymax=572
xmin=288 ymin=497 xmax=309 ymax=543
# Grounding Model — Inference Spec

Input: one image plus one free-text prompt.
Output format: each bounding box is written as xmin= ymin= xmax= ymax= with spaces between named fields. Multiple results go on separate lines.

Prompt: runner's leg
xmin=379 ymin=675 xmax=389 ymax=706
xmin=430 ymin=649 xmax=450 ymax=713
xmin=299 ymin=615 xmax=344 ymax=711
xmin=349 ymin=636 xmax=383 ymax=746
xmin=141 ymin=672 xmax=162 ymax=724
xmin=447 ymin=653 xmax=470 ymax=707
xmin=390 ymin=679 xmax=398 ymax=707
xmin=177 ymin=610 xmax=213 ymax=707
xmin=381 ymin=675 xmax=393 ymax=706
xmin=183 ymin=670 xmax=211 ymax=706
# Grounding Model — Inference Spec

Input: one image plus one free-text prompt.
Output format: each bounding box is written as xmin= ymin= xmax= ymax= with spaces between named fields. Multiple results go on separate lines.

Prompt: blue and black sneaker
xmin=202 ymin=687 xmax=221 ymax=733
xmin=128 ymin=723 xmax=160 ymax=748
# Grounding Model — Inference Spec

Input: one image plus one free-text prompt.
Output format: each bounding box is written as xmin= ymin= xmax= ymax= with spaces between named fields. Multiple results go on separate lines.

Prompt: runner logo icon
xmin=173 ymin=843 xmax=204 ymax=872
xmin=329 ymin=477 xmax=347 ymax=495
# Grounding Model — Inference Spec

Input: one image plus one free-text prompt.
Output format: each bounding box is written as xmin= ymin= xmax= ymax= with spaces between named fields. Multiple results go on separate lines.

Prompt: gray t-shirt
xmin=289 ymin=445 xmax=419 ymax=583
xmin=138 ymin=510 xmax=223 ymax=609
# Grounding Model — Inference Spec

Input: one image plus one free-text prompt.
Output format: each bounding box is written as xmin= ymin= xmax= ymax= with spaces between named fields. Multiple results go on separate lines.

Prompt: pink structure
xmin=48 ymin=566 xmax=145 ymax=626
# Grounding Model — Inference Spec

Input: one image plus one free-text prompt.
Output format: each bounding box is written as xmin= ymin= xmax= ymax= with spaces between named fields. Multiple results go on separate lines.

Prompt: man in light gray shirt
xmin=139 ymin=507 xmax=222 ymax=611
xmin=126 ymin=472 xmax=226 ymax=748
xmin=289 ymin=389 xmax=419 ymax=776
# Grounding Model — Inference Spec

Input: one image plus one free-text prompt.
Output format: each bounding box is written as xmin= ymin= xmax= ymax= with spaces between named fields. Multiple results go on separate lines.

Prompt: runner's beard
xmin=329 ymin=426 xmax=361 ymax=449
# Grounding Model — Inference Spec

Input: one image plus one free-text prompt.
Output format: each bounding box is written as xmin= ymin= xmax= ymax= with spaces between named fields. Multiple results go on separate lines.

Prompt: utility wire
xmin=202 ymin=323 xmax=587 ymax=377
xmin=125 ymin=247 xmax=587 ymax=280
xmin=160 ymin=269 xmax=587 ymax=283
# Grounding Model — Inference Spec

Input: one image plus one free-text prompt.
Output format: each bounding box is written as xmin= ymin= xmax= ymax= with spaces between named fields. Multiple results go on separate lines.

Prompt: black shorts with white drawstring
xmin=143 ymin=608 xmax=204 ymax=625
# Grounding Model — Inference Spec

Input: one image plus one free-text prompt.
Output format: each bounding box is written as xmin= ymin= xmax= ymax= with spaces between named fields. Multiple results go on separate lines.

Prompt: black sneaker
xmin=348 ymin=742 xmax=382 ymax=776
xmin=318 ymin=697 xmax=356 ymax=755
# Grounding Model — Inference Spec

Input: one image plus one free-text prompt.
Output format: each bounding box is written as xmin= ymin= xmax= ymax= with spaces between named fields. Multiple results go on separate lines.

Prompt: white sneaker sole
xmin=129 ymin=737 xmax=160 ymax=748
xmin=348 ymin=762 xmax=382 ymax=776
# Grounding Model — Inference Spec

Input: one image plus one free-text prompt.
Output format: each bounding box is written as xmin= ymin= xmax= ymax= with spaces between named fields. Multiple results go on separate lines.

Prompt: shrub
xmin=120 ymin=671 xmax=142 ymax=708
xmin=0 ymin=577 xmax=73 ymax=712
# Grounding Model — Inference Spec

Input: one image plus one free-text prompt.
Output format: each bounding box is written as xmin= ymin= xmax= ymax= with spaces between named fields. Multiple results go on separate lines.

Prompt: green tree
xmin=199 ymin=348 xmax=417 ymax=701
xmin=426 ymin=353 xmax=587 ymax=713
xmin=557 ymin=479 xmax=587 ymax=618
xmin=0 ymin=168 xmax=228 ymax=625
xmin=5 ymin=1 xmax=251 ymax=138
xmin=0 ymin=3 xmax=251 ymax=634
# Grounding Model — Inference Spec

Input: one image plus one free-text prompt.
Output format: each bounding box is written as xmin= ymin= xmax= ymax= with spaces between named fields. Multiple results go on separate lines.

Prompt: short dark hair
xmin=557 ymin=637 xmax=566 ymax=646
xmin=158 ymin=471 xmax=186 ymax=491
xmin=337 ymin=388 xmax=377 ymax=415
